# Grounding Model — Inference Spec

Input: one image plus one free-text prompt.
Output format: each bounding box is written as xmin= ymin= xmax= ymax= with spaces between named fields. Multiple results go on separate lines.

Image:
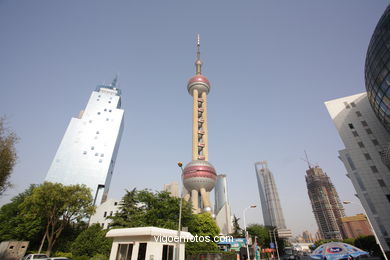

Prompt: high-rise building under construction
xmin=305 ymin=165 xmax=345 ymax=240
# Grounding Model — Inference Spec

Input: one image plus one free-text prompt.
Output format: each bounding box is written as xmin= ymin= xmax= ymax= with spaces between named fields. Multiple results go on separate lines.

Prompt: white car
xmin=22 ymin=254 xmax=49 ymax=260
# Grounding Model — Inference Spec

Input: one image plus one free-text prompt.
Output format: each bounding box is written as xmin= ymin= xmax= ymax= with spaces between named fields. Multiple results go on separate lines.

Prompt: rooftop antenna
xmin=111 ymin=73 xmax=119 ymax=88
xmin=195 ymin=34 xmax=202 ymax=75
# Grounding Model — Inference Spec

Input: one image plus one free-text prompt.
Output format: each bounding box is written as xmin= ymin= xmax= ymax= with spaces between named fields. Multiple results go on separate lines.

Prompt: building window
xmin=114 ymin=202 xmax=118 ymax=206
xmin=91 ymin=146 xmax=95 ymax=150
xmin=103 ymin=211 xmax=107 ymax=217
xmin=386 ymin=194 xmax=390 ymax=203
xmin=348 ymin=123 xmax=354 ymax=129
xmin=378 ymin=179 xmax=386 ymax=187
xmin=372 ymin=139 xmax=379 ymax=145
xmin=95 ymin=153 xmax=98 ymax=156
xmin=96 ymin=131 xmax=100 ymax=134
xmin=89 ymin=120 xmax=92 ymax=123
xmin=344 ymin=102 xmax=351 ymax=109
xmin=101 ymin=154 xmax=104 ymax=157
xmin=108 ymin=101 xmax=111 ymax=104
xmin=106 ymin=118 xmax=109 ymax=121
xmin=162 ymin=245 xmax=174 ymax=260
xmin=97 ymin=99 xmax=100 ymax=101
xmin=109 ymin=109 xmax=112 ymax=112
xmin=104 ymin=108 xmax=107 ymax=112
xmin=351 ymin=102 xmax=356 ymax=107
xmin=97 ymin=112 xmax=101 ymax=115
xmin=101 ymin=223 xmax=104 ymax=228
xmin=99 ymin=159 xmax=102 ymax=163
xmin=83 ymin=151 xmax=87 ymax=155
xmin=352 ymin=131 xmax=359 ymax=137
xmin=364 ymin=153 xmax=372 ymax=160
xmin=366 ymin=129 xmax=373 ymax=134
xmin=358 ymin=142 xmax=365 ymax=148
xmin=361 ymin=121 xmax=368 ymax=127
xmin=137 ymin=243 xmax=147 ymax=260
xmin=116 ymin=244 xmax=133 ymax=260
xmin=356 ymin=111 xmax=362 ymax=117
xmin=110 ymin=211 xmax=113 ymax=216
xmin=371 ymin=166 xmax=379 ymax=173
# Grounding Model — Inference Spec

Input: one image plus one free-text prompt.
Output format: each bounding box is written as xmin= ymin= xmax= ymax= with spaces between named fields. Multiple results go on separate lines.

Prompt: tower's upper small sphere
xmin=183 ymin=160 xmax=217 ymax=192
xmin=187 ymin=75 xmax=211 ymax=96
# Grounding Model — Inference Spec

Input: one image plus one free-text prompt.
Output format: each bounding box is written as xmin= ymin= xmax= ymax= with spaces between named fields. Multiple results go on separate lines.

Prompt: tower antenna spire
xmin=195 ymin=33 xmax=202 ymax=75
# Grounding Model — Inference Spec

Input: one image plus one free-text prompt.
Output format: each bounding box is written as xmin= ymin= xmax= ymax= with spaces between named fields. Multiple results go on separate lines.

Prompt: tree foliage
xmin=186 ymin=213 xmax=220 ymax=255
xmin=109 ymin=188 xmax=193 ymax=229
xmin=0 ymin=117 xmax=18 ymax=196
xmin=0 ymin=185 xmax=44 ymax=248
xmin=231 ymin=215 xmax=242 ymax=238
xmin=247 ymin=224 xmax=270 ymax=247
xmin=71 ymin=224 xmax=112 ymax=257
xmin=20 ymin=182 xmax=95 ymax=256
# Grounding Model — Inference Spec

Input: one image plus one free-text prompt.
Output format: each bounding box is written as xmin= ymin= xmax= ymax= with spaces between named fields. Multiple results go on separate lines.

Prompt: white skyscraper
xmin=46 ymin=78 xmax=124 ymax=205
xmin=326 ymin=92 xmax=390 ymax=251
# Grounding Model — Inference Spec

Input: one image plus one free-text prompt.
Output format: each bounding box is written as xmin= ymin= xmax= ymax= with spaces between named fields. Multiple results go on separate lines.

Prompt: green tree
xmin=354 ymin=235 xmax=382 ymax=257
xmin=186 ymin=213 xmax=220 ymax=255
xmin=231 ymin=215 xmax=242 ymax=237
xmin=247 ymin=224 xmax=270 ymax=247
xmin=0 ymin=185 xmax=45 ymax=248
xmin=109 ymin=189 xmax=193 ymax=229
xmin=0 ymin=117 xmax=18 ymax=196
xmin=71 ymin=224 xmax=112 ymax=257
xmin=20 ymin=182 xmax=95 ymax=256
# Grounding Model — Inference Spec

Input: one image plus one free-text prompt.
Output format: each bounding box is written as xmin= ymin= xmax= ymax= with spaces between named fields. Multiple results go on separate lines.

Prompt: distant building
xmin=305 ymin=165 xmax=345 ymax=240
xmin=89 ymin=198 xmax=120 ymax=229
xmin=45 ymin=77 xmax=124 ymax=205
xmin=341 ymin=214 xmax=373 ymax=239
xmin=325 ymin=92 xmax=390 ymax=250
xmin=302 ymin=230 xmax=314 ymax=243
xmin=214 ymin=174 xmax=233 ymax=235
xmin=163 ymin=182 xmax=179 ymax=198
xmin=255 ymin=161 xmax=287 ymax=229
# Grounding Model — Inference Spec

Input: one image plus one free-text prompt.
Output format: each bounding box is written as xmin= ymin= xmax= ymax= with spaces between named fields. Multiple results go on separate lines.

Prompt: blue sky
xmin=0 ymin=1 xmax=388 ymax=236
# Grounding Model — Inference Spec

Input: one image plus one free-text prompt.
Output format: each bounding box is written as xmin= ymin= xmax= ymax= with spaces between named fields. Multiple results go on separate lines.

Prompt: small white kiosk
xmin=106 ymin=227 xmax=193 ymax=260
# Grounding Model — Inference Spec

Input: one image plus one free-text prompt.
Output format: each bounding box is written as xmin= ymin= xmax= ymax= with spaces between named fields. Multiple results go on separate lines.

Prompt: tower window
xmin=108 ymin=101 xmax=111 ymax=104
xmin=97 ymin=99 xmax=100 ymax=101
xmin=106 ymin=118 xmax=109 ymax=121
xmin=103 ymin=211 xmax=107 ymax=217
xmin=99 ymin=159 xmax=102 ymax=163
xmin=344 ymin=102 xmax=351 ymax=109
xmin=100 ymin=154 xmax=104 ymax=157
xmin=89 ymin=120 xmax=92 ymax=123
xmin=378 ymin=179 xmax=386 ymax=187
xmin=96 ymin=131 xmax=100 ymax=134
xmin=104 ymin=108 xmax=107 ymax=112
xmin=356 ymin=111 xmax=362 ymax=117
xmin=83 ymin=151 xmax=87 ymax=155
xmin=364 ymin=153 xmax=372 ymax=160
xmin=109 ymin=109 xmax=112 ymax=112
xmin=372 ymin=139 xmax=379 ymax=145
xmin=348 ymin=123 xmax=354 ymax=129
xmin=97 ymin=112 xmax=101 ymax=115
xmin=95 ymin=153 xmax=98 ymax=156
xmin=351 ymin=102 xmax=356 ymax=107
xmin=366 ymin=129 xmax=373 ymax=134
xmin=352 ymin=131 xmax=359 ymax=137
xmin=91 ymin=146 xmax=95 ymax=150
xmin=371 ymin=166 xmax=379 ymax=173
xmin=114 ymin=202 xmax=118 ymax=206
xmin=358 ymin=142 xmax=365 ymax=148
xmin=361 ymin=121 xmax=368 ymax=127
xmin=386 ymin=194 xmax=390 ymax=203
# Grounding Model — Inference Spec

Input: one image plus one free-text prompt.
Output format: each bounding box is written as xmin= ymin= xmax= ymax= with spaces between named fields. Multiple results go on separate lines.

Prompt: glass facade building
xmin=365 ymin=5 xmax=390 ymax=132
xmin=45 ymin=80 xmax=124 ymax=205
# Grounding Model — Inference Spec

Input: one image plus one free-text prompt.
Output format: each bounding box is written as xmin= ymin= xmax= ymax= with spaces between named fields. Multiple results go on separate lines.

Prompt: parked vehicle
xmin=21 ymin=254 xmax=49 ymax=260
xmin=46 ymin=258 xmax=69 ymax=260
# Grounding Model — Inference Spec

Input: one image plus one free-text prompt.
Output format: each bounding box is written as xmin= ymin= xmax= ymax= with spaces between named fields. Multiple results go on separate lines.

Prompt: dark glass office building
xmin=365 ymin=5 xmax=390 ymax=132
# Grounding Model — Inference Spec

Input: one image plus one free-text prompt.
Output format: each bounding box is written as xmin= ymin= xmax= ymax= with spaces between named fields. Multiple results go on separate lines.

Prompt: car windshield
xmin=36 ymin=255 xmax=48 ymax=259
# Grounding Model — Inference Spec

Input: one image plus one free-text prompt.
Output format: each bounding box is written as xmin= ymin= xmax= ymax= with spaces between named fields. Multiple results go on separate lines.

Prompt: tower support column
xmin=191 ymin=189 xmax=199 ymax=213
xmin=202 ymin=92 xmax=208 ymax=161
xmin=192 ymin=89 xmax=199 ymax=160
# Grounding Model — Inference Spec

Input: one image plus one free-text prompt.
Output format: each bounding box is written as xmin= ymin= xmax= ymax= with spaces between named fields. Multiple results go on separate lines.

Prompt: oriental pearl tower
xmin=182 ymin=35 xmax=217 ymax=214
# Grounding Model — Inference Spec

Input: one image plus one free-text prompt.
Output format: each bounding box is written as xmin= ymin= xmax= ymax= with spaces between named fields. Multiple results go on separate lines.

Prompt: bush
xmin=73 ymin=256 xmax=89 ymax=260
xmin=91 ymin=254 xmax=109 ymax=260
xmin=53 ymin=252 xmax=73 ymax=258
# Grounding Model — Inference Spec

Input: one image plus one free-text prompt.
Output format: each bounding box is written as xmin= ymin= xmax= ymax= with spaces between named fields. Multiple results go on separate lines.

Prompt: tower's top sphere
xmin=187 ymin=74 xmax=211 ymax=96
xmin=182 ymin=160 xmax=217 ymax=192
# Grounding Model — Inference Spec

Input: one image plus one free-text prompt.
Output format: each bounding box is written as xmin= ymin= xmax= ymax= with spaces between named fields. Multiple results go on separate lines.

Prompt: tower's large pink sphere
xmin=183 ymin=160 xmax=217 ymax=192
xmin=187 ymin=75 xmax=211 ymax=95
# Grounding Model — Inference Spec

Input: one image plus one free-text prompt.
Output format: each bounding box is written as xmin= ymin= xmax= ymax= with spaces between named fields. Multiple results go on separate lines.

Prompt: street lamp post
xmin=272 ymin=227 xmax=280 ymax=260
xmin=177 ymin=162 xmax=184 ymax=260
xmin=343 ymin=201 xmax=388 ymax=260
xmin=243 ymin=205 xmax=257 ymax=260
